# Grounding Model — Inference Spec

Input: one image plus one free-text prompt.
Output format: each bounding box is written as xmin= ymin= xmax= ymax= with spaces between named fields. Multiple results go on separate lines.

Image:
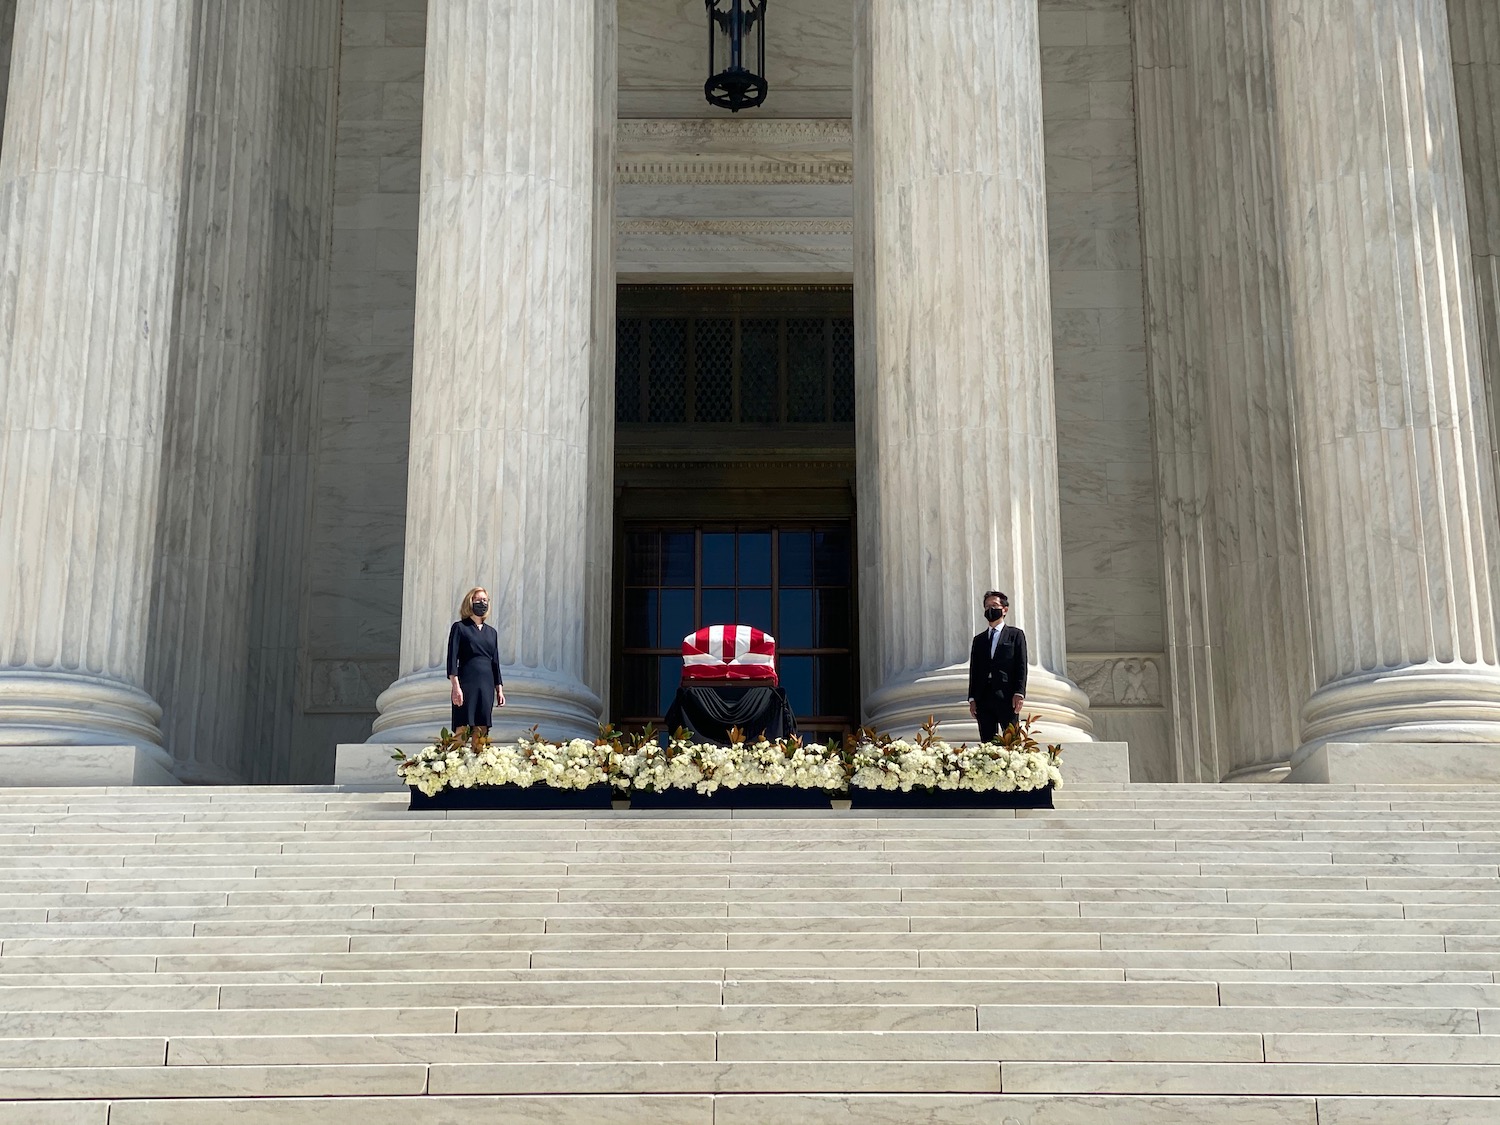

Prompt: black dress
xmin=446 ymin=618 xmax=503 ymax=731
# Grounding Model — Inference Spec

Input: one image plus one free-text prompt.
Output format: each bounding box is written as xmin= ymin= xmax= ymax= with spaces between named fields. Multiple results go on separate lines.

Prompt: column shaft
xmin=1272 ymin=0 xmax=1500 ymax=754
xmin=148 ymin=0 xmax=285 ymax=783
xmin=0 ymin=0 xmax=193 ymax=758
xmin=1450 ymin=0 xmax=1500 ymax=493
xmin=373 ymin=0 xmax=605 ymax=742
xmin=1192 ymin=0 xmax=1316 ymax=776
xmin=243 ymin=0 xmax=340 ymax=783
xmin=1132 ymin=0 xmax=1229 ymax=781
xmin=584 ymin=0 xmax=617 ymax=712
xmin=855 ymin=0 xmax=1091 ymax=740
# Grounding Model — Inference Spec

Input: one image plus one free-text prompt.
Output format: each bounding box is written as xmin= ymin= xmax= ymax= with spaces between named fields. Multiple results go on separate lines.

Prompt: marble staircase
xmin=1 ymin=784 xmax=1499 ymax=1123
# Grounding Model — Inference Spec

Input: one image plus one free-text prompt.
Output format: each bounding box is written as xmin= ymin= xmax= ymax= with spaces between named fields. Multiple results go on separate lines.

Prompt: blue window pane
xmin=624 ymin=589 xmax=658 ymax=647
xmin=738 ymin=532 xmax=771 ymax=586
xmin=780 ymin=656 xmax=814 ymax=717
xmin=661 ymin=588 xmax=694 ymax=647
xmin=702 ymin=532 xmax=735 ymax=586
xmin=624 ymin=532 xmax=659 ymax=586
xmin=816 ymin=588 xmax=851 ymax=647
xmin=622 ymin=656 xmax=656 ymax=718
xmin=780 ymin=531 xmax=813 ymax=586
xmin=814 ymin=527 xmax=851 ymax=586
xmin=818 ymin=655 xmax=852 ymax=717
xmin=701 ymin=588 xmax=735 ymax=627
xmin=662 ymin=532 xmax=694 ymax=585
xmin=778 ymin=589 xmax=814 ymax=648
xmin=738 ymin=589 xmax=772 ymax=633
xmin=658 ymin=656 xmax=683 ymax=715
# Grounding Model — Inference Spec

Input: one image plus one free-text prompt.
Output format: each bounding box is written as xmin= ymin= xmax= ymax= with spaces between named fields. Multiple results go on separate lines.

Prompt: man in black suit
xmin=967 ymin=589 xmax=1027 ymax=742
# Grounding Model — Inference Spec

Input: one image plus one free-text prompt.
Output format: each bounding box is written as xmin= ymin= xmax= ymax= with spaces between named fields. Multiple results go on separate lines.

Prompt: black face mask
xmin=983 ymin=607 xmax=1004 ymax=623
xmin=471 ymin=602 xmax=489 ymax=617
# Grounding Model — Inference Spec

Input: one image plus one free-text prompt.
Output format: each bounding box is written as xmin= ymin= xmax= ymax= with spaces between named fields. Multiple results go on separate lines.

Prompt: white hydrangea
xmin=848 ymin=738 xmax=1061 ymax=794
xmin=396 ymin=734 xmax=613 ymax=797
xmin=399 ymin=729 xmax=1060 ymax=797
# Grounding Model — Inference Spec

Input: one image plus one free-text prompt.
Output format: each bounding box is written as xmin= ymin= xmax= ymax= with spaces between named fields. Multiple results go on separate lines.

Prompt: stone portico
xmin=3 ymin=0 xmax=1500 ymax=786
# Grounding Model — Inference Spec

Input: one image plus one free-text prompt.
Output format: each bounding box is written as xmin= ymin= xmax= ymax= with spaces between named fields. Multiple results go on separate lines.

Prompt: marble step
xmin=6 ymin=1093 xmax=1499 ymax=1125
xmin=0 ymin=1029 xmax=1492 ymax=1068
xmin=2 ymin=1058 xmax=1499 ymax=1098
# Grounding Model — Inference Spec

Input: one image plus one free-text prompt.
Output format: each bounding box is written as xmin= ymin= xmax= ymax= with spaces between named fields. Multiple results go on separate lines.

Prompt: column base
xmin=370 ymin=667 xmax=604 ymax=745
xmin=862 ymin=662 xmax=1094 ymax=743
xmin=0 ymin=671 xmax=173 ymax=776
xmin=1293 ymin=663 xmax=1500 ymax=770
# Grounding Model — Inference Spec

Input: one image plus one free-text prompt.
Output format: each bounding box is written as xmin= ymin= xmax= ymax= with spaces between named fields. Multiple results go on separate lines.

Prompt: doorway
xmin=611 ymin=285 xmax=858 ymax=738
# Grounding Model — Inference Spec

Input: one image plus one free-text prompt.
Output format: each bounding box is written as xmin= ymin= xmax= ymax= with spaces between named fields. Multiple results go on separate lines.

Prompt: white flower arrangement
xmin=394 ymin=718 xmax=1062 ymax=798
xmin=613 ymin=728 xmax=846 ymax=795
xmin=394 ymin=726 xmax=613 ymax=798
xmin=847 ymin=716 xmax=1063 ymax=794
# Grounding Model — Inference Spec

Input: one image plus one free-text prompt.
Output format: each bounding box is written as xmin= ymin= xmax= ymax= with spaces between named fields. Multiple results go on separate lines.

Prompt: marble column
xmin=854 ymin=0 xmax=1092 ymax=741
xmin=0 ymin=0 xmax=16 ymax=148
xmin=243 ymin=0 xmax=341 ymax=783
xmin=1192 ymin=0 xmax=1315 ymax=777
xmin=583 ymin=0 xmax=617 ymax=714
xmin=0 ymin=0 xmax=193 ymax=762
xmin=1132 ymin=0 xmax=1229 ymax=781
xmin=372 ymin=0 xmax=607 ymax=743
xmin=148 ymin=0 xmax=286 ymax=783
xmin=1271 ymin=0 xmax=1500 ymax=758
xmin=1450 ymin=0 xmax=1500 ymax=494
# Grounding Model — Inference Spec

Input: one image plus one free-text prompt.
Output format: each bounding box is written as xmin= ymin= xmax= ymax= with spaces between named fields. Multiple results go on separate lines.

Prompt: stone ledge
xmin=0 ymin=746 xmax=178 ymax=787
xmin=1055 ymin=742 xmax=1132 ymax=785
xmin=1286 ymin=743 xmax=1500 ymax=785
xmin=334 ymin=744 xmax=422 ymax=789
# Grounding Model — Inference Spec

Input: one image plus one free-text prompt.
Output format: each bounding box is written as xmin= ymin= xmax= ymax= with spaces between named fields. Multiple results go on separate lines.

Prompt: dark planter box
xmin=627 ymin=784 xmax=836 ymax=810
xmin=848 ymin=784 xmax=1054 ymax=809
xmin=408 ymin=783 xmax=614 ymax=811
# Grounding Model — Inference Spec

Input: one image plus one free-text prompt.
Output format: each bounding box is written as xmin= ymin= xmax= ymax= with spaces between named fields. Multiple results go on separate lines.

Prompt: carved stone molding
xmin=617 ymin=119 xmax=853 ymax=184
xmin=1068 ymin=654 xmax=1165 ymax=709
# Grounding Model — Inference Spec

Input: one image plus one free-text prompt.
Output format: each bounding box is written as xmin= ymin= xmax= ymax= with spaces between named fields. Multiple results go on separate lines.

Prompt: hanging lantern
xmin=705 ymin=0 xmax=768 ymax=112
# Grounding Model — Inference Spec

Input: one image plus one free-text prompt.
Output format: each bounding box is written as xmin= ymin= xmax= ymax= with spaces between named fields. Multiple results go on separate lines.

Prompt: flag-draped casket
xmin=680 ymin=625 xmax=778 ymax=685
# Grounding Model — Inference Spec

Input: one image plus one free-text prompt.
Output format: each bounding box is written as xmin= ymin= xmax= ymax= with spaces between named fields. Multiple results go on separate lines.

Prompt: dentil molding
xmin=617 ymin=119 xmax=853 ymax=184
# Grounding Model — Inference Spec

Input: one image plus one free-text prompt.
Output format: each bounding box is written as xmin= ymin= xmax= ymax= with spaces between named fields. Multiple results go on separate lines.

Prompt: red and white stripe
xmin=681 ymin=624 xmax=778 ymax=683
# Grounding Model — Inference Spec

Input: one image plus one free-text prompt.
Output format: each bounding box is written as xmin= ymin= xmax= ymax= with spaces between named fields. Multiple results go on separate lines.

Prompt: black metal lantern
xmin=705 ymin=0 xmax=768 ymax=112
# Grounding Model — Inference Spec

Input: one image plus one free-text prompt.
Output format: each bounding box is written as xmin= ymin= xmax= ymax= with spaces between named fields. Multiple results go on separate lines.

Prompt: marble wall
xmin=298 ymin=0 xmax=1167 ymax=776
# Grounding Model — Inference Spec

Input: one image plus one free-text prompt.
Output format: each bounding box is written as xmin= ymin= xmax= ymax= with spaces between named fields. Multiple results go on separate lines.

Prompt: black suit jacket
xmin=967 ymin=624 xmax=1028 ymax=704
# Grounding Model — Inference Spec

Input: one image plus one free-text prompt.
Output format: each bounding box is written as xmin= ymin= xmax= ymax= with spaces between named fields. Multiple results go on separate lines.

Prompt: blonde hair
xmin=459 ymin=587 xmax=489 ymax=621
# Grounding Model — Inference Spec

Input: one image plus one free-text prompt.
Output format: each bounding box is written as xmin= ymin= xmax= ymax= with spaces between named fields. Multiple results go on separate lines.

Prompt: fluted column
xmin=1271 ymin=0 xmax=1500 ymax=758
xmin=583 ymin=0 xmax=617 ymax=713
xmin=854 ymin=0 xmax=1092 ymax=741
xmin=148 ymin=0 xmax=286 ymax=783
xmin=372 ymin=0 xmax=606 ymax=743
xmin=0 ymin=1 xmax=16 ymax=149
xmin=0 ymin=0 xmax=192 ymax=761
xmin=1132 ymin=0 xmax=1228 ymax=781
xmin=243 ymin=0 xmax=340 ymax=783
xmin=1450 ymin=0 xmax=1500 ymax=493
xmin=1192 ymin=0 xmax=1316 ymax=777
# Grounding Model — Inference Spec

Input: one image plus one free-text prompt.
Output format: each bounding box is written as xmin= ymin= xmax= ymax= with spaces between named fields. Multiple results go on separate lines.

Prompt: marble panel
xmin=429 ymin=1060 xmax=1004 ymax=1094
xmin=106 ymin=1096 xmax=712 ymax=1125
xmin=1316 ymin=1100 xmax=1500 ymax=1125
xmin=712 ymin=1094 xmax=1314 ymax=1125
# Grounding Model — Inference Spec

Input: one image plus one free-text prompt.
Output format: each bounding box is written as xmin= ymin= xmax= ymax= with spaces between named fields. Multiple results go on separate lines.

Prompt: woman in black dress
xmin=447 ymin=587 xmax=504 ymax=742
